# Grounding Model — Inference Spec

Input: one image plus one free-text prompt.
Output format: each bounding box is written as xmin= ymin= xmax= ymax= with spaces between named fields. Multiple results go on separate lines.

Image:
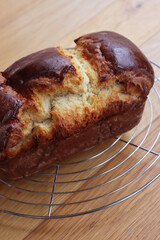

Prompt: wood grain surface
xmin=0 ymin=0 xmax=160 ymax=239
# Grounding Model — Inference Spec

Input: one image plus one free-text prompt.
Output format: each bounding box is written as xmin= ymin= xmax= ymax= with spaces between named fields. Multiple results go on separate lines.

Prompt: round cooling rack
xmin=0 ymin=61 xmax=160 ymax=219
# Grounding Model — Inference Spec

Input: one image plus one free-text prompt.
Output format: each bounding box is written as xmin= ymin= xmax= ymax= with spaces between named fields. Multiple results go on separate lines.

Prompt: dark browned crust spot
xmin=3 ymin=47 xmax=75 ymax=95
xmin=0 ymin=86 xmax=23 ymax=124
xmin=0 ymin=125 xmax=14 ymax=152
xmin=75 ymin=31 xmax=154 ymax=96
xmin=0 ymin=85 xmax=24 ymax=151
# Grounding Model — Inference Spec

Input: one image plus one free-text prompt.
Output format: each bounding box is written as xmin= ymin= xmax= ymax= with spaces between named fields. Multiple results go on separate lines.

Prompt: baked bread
xmin=0 ymin=31 xmax=154 ymax=179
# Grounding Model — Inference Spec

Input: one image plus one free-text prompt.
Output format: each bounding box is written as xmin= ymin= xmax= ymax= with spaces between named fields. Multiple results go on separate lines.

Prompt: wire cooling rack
xmin=0 ymin=61 xmax=160 ymax=219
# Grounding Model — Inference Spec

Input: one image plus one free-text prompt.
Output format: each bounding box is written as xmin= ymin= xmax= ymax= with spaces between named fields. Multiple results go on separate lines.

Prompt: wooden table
xmin=0 ymin=0 xmax=160 ymax=239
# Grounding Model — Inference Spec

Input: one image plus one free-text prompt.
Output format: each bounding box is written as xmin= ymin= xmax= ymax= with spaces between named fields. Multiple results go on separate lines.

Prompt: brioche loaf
xmin=0 ymin=31 xmax=154 ymax=179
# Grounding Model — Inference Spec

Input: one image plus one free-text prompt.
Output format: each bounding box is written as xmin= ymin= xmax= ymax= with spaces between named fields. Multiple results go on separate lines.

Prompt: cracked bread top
xmin=0 ymin=31 xmax=154 ymax=160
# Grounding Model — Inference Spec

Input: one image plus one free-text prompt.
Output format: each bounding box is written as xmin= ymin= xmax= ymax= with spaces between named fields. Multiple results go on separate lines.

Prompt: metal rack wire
xmin=0 ymin=61 xmax=159 ymax=219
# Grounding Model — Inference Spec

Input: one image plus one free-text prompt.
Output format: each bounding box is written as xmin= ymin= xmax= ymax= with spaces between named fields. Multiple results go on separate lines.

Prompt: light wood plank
xmin=59 ymin=0 xmax=160 ymax=48
xmin=0 ymin=0 xmax=115 ymax=70
xmin=23 ymin=179 xmax=160 ymax=240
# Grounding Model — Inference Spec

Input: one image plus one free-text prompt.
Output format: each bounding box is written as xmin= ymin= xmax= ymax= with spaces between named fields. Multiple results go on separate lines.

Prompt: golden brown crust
xmin=0 ymin=31 xmax=154 ymax=179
